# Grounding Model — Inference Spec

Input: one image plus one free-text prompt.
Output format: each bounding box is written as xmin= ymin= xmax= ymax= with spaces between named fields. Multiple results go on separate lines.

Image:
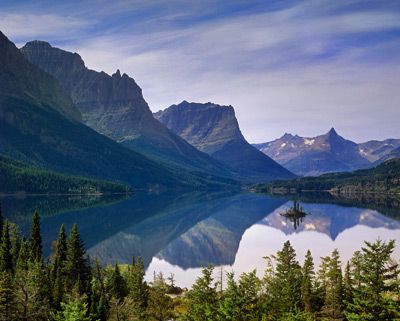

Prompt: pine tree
xmin=52 ymin=224 xmax=68 ymax=308
xmin=319 ymin=249 xmax=343 ymax=321
xmin=301 ymin=250 xmax=315 ymax=316
xmin=345 ymin=239 xmax=400 ymax=320
xmin=127 ymin=256 xmax=148 ymax=320
xmin=53 ymin=296 xmax=92 ymax=321
xmin=266 ymin=241 xmax=302 ymax=318
xmin=89 ymin=260 xmax=109 ymax=321
xmin=64 ymin=224 xmax=91 ymax=295
xmin=0 ymin=220 xmax=13 ymax=273
xmin=30 ymin=211 xmax=43 ymax=261
xmin=237 ymin=270 xmax=261 ymax=320
xmin=107 ymin=264 xmax=128 ymax=301
xmin=343 ymin=261 xmax=353 ymax=305
xmin=185 ymin=266 xmax=218 ymax=321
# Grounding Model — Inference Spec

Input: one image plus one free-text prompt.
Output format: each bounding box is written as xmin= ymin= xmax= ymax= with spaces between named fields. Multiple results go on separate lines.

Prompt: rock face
xmin=20 ymin=41 xmax=233 ymax=177
xmin=0 ymin=31 xmax=217 ymax=189
xmin=154 ymin=101 xmax=295 ymax=181
xmin=253 ymin=128 xmax=373 ymax=176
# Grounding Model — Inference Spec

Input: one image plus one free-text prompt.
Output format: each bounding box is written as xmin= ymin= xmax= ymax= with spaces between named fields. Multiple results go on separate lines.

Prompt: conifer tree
xmin=319 ymin=249 xmax=343 ymax=321
xmin=127 ymin=256 xmax=148 ymax=320
xmin=0 ymin=205 xmax=3 ymax=236
xmin=30 ymin=211 xmax=42 ymax=261
xmin=0 ymin=271 xmax=13 ymax=320
xmin=345 ymin=239 xmax=400 ymax=320
xmin=219 ymin=272 xmax=241 ymax=320
xmin=64 ymin=224 xmax=91 ymax=295
xmin=51 ymin=224 xmax=68 ymax=308
xmin=343 ymin=261 xmax=353 ymax=305
xmin=147 ymin=272 xmax=175 ymax=321
xmin=266 ymin=241 xmax=302 ymax=318
xmin=0 ymin=221 xmax=13 ymax=273
xmin=107 ymin=264 xmax=128 ymax=301
xmin=301 ymin=250 xmax=315 ymax=316
xmin=186 ymin=266 xmax=218 ymax=321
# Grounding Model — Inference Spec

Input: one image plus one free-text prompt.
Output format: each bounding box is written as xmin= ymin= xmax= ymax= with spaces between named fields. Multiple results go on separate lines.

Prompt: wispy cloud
xmin=1 ymin=0 xmax=399 ymax=142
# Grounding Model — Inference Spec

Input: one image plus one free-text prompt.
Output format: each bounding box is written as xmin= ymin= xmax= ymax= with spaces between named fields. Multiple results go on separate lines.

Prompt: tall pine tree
xmin=30 ymin=211 xmax=42 ymax=262
xmin=0 ymin=221 xmax=13 ymax=273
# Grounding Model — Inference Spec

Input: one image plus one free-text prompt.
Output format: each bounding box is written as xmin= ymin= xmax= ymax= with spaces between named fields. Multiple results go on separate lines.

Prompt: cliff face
xmin=0 ymin=34 xmax=81 ymax=122
xmin=21 ymin=42 xmax=234 ymax=178
xmin=155 ymin=101 xmax=295 ymax=182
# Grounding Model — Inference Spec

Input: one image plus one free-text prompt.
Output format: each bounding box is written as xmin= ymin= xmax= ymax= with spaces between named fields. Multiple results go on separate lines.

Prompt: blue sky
xmin=1 ymin=0 xmax=400 ymax=142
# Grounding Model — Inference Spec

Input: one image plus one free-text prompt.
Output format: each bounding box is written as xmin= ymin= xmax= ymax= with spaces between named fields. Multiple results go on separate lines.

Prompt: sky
xmin=1 ymin=0 xmax=399 ymax=143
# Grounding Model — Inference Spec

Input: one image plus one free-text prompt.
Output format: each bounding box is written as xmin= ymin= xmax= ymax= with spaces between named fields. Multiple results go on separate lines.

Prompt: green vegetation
xmin=254 ymin=158 xmax=400 ymax=195
xmin=0 ymin=208 xmax=398 ymax=320
xmin=0 ymin=155 xmax=133 ymax=194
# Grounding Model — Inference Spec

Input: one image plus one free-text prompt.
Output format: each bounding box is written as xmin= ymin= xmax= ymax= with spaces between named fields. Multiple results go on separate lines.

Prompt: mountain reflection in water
xmin=2 ymin=191 xmax=400 ymax=287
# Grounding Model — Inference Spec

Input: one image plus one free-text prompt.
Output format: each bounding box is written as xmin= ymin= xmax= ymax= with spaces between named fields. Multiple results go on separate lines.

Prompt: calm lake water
xmin=2 ymin=191 xmax=400 ymax=288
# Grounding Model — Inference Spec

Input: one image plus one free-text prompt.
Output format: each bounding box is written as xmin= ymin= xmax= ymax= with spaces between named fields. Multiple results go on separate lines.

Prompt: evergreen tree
xmin=0 ymin=271 xmax=14 ymax=320
xmin=64 ymin=224 xmax=91 ymax=295
xmin=147 ymin=272 xmax=175 ymax=321
xmin=237 ymin=270 xmax=261 ymax=320
xmin=107 ymin=264 xmax=128 ymax=301
xmin=185 ymin=266 xmax=218 ymax=321
xmin=265 ymin=241 xmax=302 ymax=318
xmin=301 ymin=250 xmax=315 ymax=316
xmin=343 ymin=261 xmax=353 ymax=305
xmin=30 ymin=211 xmax=42 ymax=261
xmin=345 ymin=239 xmax=400 ymax=320
xmin=0 ymin=220 xmax=13 ymax=273
xmin=89 ymin=260 xmax=109 ymax=321
xmin=127 ymin=256 xmax=148 ymax=321
xmin=52 ymin=224 xmax=68 ymax=308
xmin=319 ymin=249 xmax=343 ymax=321
xmin=218 ymin=272 xmax=241 ymax=320
xmin=53 ymin=296 xmax=92 ymax=321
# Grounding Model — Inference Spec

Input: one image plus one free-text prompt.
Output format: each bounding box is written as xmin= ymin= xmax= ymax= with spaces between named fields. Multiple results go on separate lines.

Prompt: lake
xmin=1 ymin=191 xmax=399 ymax=288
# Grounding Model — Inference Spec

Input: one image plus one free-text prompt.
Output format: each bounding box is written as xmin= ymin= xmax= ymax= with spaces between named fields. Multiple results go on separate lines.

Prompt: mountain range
xmin=253 ymin=128 xmax=400 ymax=176
xmin=154 ymin=101 xmax=295 ymax=181
xmin=0 ymin=31 xmax=237 ymax=190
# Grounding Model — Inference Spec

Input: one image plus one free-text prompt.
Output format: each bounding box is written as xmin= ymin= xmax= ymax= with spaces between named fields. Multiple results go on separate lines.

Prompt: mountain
xmin=154 ymin=101 xmax=295 ymax=182
xmin=20 ymin=41 xmax=234 ymax=178
xmin=258 ymin=158 xmax=400 ymax=195
xmin=0 ymin=155 xmax=132 ymax=194
xmin=253 ymin=128 xmax=372 ymax=176
xmin=0 ymin=31 xmax=229 ymax=189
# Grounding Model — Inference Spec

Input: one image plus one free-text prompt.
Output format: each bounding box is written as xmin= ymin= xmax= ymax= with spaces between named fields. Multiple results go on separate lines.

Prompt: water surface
xmin=2 ymin=191 xmax=399 ymax=288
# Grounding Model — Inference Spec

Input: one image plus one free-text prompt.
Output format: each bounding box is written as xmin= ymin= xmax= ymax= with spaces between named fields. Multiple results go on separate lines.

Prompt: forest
xmin=0 ymin=208 xmax=398 ymax=321
xmin=0 ymin=156 xmax=132 ymax=194
xmin=255 ymin=158 xmax=400 ymax=195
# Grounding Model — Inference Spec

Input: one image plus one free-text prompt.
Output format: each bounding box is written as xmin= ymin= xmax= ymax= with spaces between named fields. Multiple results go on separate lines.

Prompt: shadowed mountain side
xmin=156 ymin=194 xmax=286 ymax=268
xmin=155 ymin=101 xmax=295 ymax=182
xmin=21 ymin=41 xmax=236 ymax=180
xmin=259 ymin=202 xmax=400 ymax=240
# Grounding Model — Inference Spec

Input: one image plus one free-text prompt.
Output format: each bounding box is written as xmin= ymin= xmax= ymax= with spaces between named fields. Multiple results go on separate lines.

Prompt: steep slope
xmin=254 ymin=128 xmax=371 ymax=176
xmin=154 ymin=101 xmax=295 ymax=182
xmin=0 ymin=31 xmax=228 ymax=189
xmin=20 ymin=41 xmax=234 ymax=178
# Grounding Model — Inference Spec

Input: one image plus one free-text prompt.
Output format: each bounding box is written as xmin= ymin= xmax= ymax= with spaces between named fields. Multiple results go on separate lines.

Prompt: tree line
xmin=0 ymin=207 xmax=399 ymax=321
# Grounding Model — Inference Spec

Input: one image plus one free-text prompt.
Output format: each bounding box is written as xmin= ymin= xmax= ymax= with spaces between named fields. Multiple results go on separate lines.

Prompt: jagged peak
xmin=327 ymin=127 xmax=338 ymax=136
xmin=281 ymin=132 xmax=294 ymax=139
xmin=112 ymin=69 xmax=121 ymax=77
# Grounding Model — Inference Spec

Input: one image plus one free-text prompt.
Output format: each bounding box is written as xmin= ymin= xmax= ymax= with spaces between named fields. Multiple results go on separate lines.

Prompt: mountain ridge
xmin=253 ymin=128 xmax=399 ymax=176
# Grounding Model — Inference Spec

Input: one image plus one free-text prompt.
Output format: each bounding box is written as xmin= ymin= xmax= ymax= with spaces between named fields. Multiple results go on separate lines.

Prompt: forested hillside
xmin=0 ymin=156 xmax=132 ymax=194
xmin=256 ymin=158 xmax=400 ymax=195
